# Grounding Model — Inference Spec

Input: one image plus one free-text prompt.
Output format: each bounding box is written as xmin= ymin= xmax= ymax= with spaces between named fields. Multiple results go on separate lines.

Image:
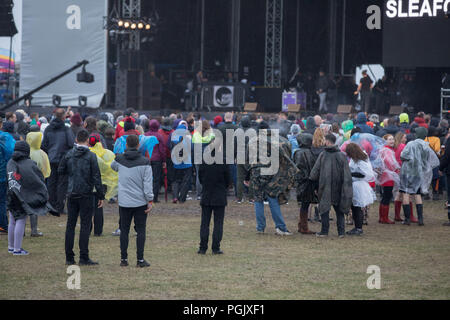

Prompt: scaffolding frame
xmin=264 ymin=0 xmax=283 ymax=88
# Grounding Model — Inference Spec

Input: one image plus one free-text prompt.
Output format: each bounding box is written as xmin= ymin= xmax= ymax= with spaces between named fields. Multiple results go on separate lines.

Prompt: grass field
xmin=1 ymin=194 xmax=449 ymax=300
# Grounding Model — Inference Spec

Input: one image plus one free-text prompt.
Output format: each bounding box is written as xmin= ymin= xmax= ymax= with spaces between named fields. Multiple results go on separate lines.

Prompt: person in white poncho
xmin=344 ymin=143 xmax=376 ymax=235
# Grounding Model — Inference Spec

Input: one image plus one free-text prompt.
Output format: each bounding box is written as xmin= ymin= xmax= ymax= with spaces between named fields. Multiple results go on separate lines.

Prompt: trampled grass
xmin=1 ymin=196 xmax=449 ymax=300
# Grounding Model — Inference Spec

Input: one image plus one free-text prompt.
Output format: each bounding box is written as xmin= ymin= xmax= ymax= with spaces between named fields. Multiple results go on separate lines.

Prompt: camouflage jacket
xmin=245 ymin=133 xmax=299 ymax=203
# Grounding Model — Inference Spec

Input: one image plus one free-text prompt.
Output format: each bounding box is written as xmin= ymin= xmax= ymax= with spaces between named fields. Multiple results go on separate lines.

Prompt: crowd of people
xmin=0 ymin=106 xmax=449 ymax=266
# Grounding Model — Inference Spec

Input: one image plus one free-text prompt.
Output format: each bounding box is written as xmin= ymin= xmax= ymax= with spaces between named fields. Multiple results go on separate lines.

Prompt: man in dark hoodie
xmin=59 ymin=129 xmax=104 ymax=266
xmin=304 ymin=116 xmax=317 ymax=135
xmin=14 ymin=112 xmax=30 ymax=138
xmin=41 ymin=108 xmax=75 ymax=216
xmin=310 ymin=134 xmax=353 ymax=237
xmin=355 ymin=112 xmax=374 ymax=134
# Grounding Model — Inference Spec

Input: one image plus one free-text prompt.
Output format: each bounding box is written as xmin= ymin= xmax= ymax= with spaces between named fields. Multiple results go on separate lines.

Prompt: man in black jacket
xmin=42 ymin=108 xmax=75 ymax=215
xmin=198 ymin=147 xmax=231 ymax=255
xmin=59 ymin=129 xmax=104 ymax=265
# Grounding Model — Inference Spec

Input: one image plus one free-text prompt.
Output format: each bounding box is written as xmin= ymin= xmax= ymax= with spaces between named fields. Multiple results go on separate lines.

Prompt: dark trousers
xmin=320 ymin=205 xmax=345 ymax=236
xmin=92 ymin=193 xmax=103 ymax=236
xmin=173 ymin=167 xmax=192 ymax=202
xmin=119 ymin=205 xmax=148 ymax=261
xmin=151 ymin=161 xmax=163 ymax=202
xmin=166 ymin=158 xmax=175 ymax=191
xmin=48 ymin=162 xmax=68 ymax=214
xmin=65 ymin=194 xmax=95 ymax=261
xmin=200 ymin=205 xmax=225 ymax=252
xmin=0 ymin=181 xmax=7 ymax=230
xmin=360 ymin=91 xmax=371 ymax=113
xmin=351 ymin=206 xmax=364 ymax=229
xmin=236 ymin=164 xmax=253 ymax=200
xmin=381 ymin=186 xmax=394 ymax=205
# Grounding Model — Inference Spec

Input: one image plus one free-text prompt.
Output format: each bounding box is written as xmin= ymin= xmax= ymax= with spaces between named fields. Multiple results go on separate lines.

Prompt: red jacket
xmin=414 ymin=117 xmax=429 ymax=129
xmin=394 ymin=143 xmax=406 ymax=166
xmin=158 ymin=128 xmax=173 ymax=159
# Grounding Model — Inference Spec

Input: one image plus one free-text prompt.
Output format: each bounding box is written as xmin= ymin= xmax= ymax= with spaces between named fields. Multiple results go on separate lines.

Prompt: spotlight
xmin=131 ymin=23 xmax=137 ymax=29
xmin=145 ymin=24 xmax=151 ymax=30
xmin=138 ymin=22 xmax=144 ymax=29
xmin=52 ymin=95 xmax=62 ymax=107
xmin=78 ymin=96 xmax=87 ymax=107
xmin=77 ymin=65 xmax=95 ymax=83
xmin=124 ymin=21 xmax=130 ymax=28
xmin=118 ymin=20 xmax=124 ymax=27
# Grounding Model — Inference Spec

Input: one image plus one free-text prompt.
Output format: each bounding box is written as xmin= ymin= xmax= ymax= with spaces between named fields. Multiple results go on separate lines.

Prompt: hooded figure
xmin=288 ymin=124 xmax=301 ymax=157
xmin=399 ymin=127 xmax=439 ymax=195
xmin=355 ymin=112 xmax=374 ymax=134
xmin=89 ymin=137 xmax=118 ymax=201
xmin=294 ymin=133 xmax=321 ymax=206
xmin=26 ymin=132 xmax=51 ymax=179
xmin=3 ymin=121 xmax=21 ymax=141
xmin=309 ymin=144 xmax=353 ymax=217
xmin=341 ymin=120 xmax=354 ymax=143
xmin=304 ymin=116 xmax=316 ymax=135
xmin=14 ymin=112 xmax=30 ymax=138
xmin=7 ymin=141 xmax=51 ymax=220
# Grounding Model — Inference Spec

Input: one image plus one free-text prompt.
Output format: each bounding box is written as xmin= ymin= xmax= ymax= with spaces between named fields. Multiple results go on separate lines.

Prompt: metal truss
xmin=264 ymin=0 xmax=283 ymax=88
xmin=122 ymin=0 xmax=141 ymax=51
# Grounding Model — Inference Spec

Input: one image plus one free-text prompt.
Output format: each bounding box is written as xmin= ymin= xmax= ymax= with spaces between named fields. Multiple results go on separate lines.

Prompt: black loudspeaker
xmin=115 ymin=69 xmax=139 ymax=109
xmin=255 ymin=88 xmax=283 ymax=112
xmin=141 ymin=73 xmax=161 ymax=110
xmin=115 ymin=70 xmax=162 ymax=110
xmin=389 ymin=105 xmax=404 ymax=115
xmin=337 ymin=104 xmax=353 ymax=114
xmin=0 ymin=0 xmax=18 ymax=37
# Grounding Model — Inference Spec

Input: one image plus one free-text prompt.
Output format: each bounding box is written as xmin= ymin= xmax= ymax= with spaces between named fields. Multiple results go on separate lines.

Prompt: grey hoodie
xmin=111 ymin=148 xmax=153 ymax=208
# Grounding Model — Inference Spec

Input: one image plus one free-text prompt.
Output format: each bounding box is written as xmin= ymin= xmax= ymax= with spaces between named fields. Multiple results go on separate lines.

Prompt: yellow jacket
xmin=90 ymin=142 xmax=118 ymax=200
xmin=425 ymin=136 xmax=441 ymax=156
xmin=26 ymin=132 xmax=51 ymax=178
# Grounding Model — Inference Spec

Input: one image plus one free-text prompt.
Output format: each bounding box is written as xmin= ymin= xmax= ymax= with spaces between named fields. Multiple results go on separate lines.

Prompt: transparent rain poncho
xmin=399 ymin=139 xmax=440 ymax=194
xmin=26 ymin=132 xmax=51 ymax=178
xmin=342 ymin=133 xmax=400 ymax=186
xmin=349 ymin=158 xmax=377 ymax=207
xmin=90 ymin=142 xmax=118 ymax=200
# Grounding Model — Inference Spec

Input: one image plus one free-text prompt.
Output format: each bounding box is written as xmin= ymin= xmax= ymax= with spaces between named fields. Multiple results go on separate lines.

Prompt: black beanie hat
xmin=124 ymin=119 xmax=136 ymax=132
xmin=14 ymin=141 xmax=30 ymax=156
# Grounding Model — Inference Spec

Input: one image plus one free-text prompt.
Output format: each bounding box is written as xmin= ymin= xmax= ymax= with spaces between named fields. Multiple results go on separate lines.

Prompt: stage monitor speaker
xmin=337 ymin=104 xmax=353 ymax=114
xmin=287 ymin=104 xmax=301 ymax=113
xmin=244 ymin=102 xmax=258 ymax=112
xmin=389 ymin=105 xmax=404 ymax=115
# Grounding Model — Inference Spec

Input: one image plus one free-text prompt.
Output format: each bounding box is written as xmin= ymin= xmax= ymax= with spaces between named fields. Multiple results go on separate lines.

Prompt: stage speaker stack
xmin=389 ymin=105 xmax=404 ymax=115
xmin=337 ymin=104 xmax=353 ymax=114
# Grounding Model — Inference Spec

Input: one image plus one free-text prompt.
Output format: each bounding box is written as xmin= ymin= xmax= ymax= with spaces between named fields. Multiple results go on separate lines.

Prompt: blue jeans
xmin=0 ymin=181 xmax=7 ymax=231
xmin=254 ymin=196 xmax=288 ymax=232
